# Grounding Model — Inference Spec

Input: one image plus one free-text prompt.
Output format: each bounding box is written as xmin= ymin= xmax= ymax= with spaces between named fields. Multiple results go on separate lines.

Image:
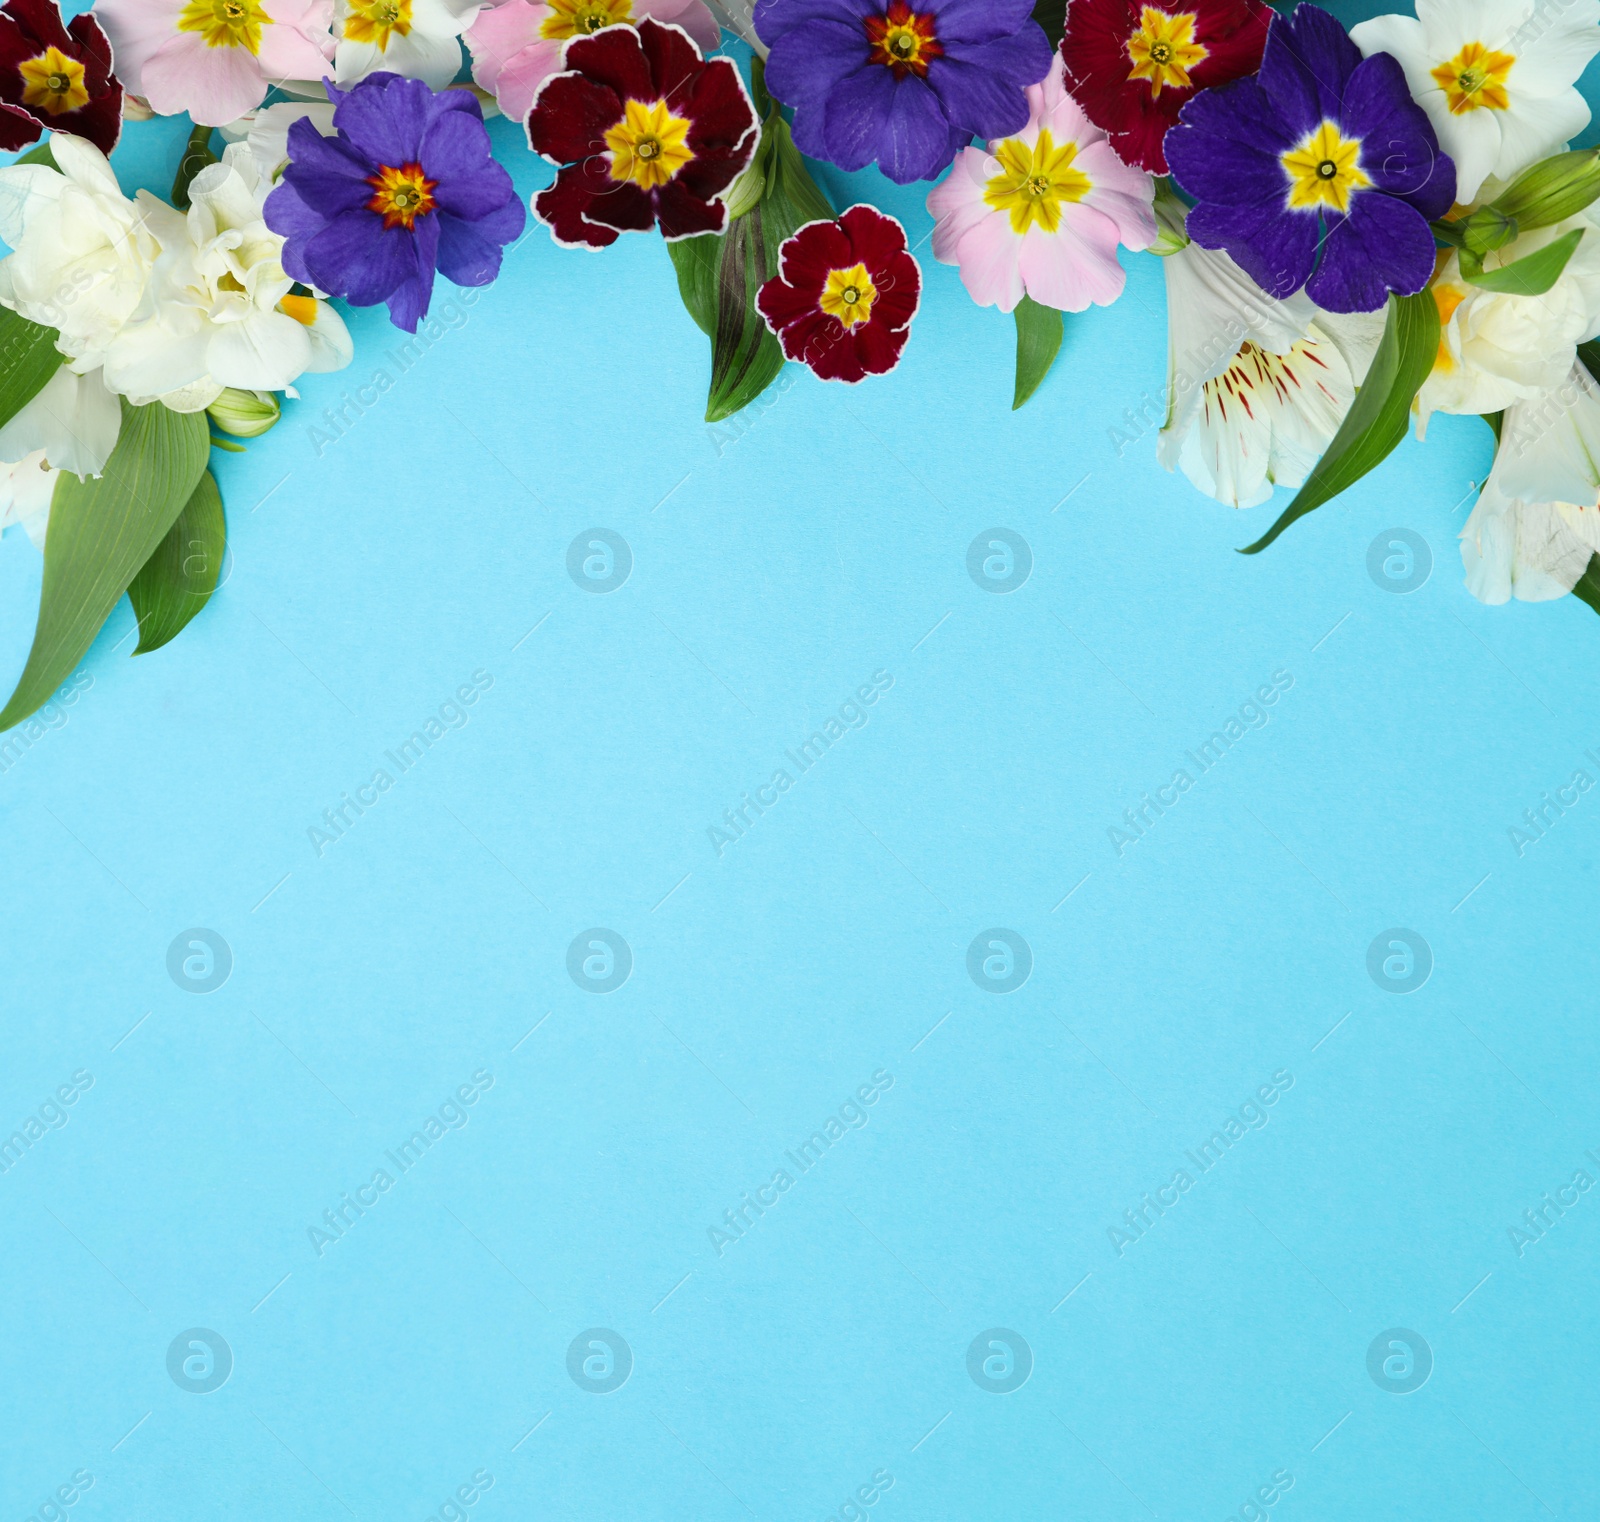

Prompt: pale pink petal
xmin=257 ymin=18 xmax=337 ymax=77
xmin=262 ymin=0 xmax=335 ymax=39
xmin=466 ymin=0 xmax=540 ymax=92
xmin=493 ymin=37 xmax=558 ymax=117
xmin=92 ymin=0 xmax=185 ymax=99
xmin=1076 ymin=140 xmax=1154 ymax=247
xmin=952 ymin=211 xmax=1025 ymax=312
xmin=928 ymin=148 xmax=993 ymax=265
xmin=142 ymin=30 xmax=268 ymax=122
xmin=1023 ymin=202 xmax=1125 ymax=311
xmin=1040 ymin=76 xmax=1094 ymax=147
xmin=640 ymin=0 xmax=720 ymax=50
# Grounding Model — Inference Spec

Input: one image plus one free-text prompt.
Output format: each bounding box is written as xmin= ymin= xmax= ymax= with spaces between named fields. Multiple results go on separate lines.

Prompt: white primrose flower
xmin=1418 ymin=207 xmax=1600 ymax=431
xmin=102 ymin=144 xmax=353 ymax=413
xmin=0 ymin=135 xmax=159 ymax=376
xmin=334 ymin=0 xmax=481 ymax=89
xmin=1461 ymin=363 xmax=1600 ymax=602
xmin=1157 ymin=239 xmax=1386 ymax=509
xmin=1351 ymin=0 xmax=1600 ymax=204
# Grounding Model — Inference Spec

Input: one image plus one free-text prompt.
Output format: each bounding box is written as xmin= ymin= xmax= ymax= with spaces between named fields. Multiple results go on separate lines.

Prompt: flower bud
xmin=723 ymin=159 xmax=766 ymax=222
xmin=1149 ymin=178 xmax=1190 ymax=256
xmin=1486 ymin=149 xmax=1600 ymax=232
xmin=121 ymin=92 xmax=154 ymax=121
xmin=1459 ymin=204 xmax=1518 ymax=259
xmin=206 ymin=387 xmax=280 ymax=438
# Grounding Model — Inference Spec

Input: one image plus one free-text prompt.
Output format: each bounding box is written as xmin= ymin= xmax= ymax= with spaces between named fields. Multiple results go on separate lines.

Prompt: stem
xmin=171 ymin=121 xmax=216 ymax=210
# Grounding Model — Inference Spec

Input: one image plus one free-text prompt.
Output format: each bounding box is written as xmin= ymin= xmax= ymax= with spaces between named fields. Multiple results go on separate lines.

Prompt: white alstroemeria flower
xmin=0 ymin=365 xmax=122 ymax=479
xmin=1158 ymin=239 xmax=1386 ymax=509
xmin=101 ymin=144 xmax=352 ymax=413
xmin=1418 ymin=208 xmax=1600 ymax=431
xmin=334 ymin=0 xmax=480 ymax=88
xmin=0 ymin=135 xmax=159 ymax=375
xmin=1461 ymin=363 xmax=1600 ymax=602
xmin=0 ymin=451 xmax=59 ymax=550
xmin=1351 ymin=0 xmax=1600 ymax=204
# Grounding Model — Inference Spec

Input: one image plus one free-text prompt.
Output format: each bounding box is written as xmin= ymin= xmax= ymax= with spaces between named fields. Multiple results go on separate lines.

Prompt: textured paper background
xmin=1 ymin=23 xmax=1598 ymax=1522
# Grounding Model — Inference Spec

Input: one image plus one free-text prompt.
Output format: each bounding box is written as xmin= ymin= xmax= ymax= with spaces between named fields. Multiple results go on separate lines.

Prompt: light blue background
xmin=2 ymin=12 xmax=1600 ymax=1520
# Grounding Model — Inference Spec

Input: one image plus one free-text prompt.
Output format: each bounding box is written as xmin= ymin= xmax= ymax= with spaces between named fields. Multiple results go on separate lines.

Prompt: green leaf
xmin=1482 ymin=410 xmax=1503 ymax=441
xmin=126 ymin=469 xmax=225 ymax=654
xmin=12 ymin=142 xmax=56 ymax=169
xmin=702 ymin=110 xmax=832 ymax=422
xmin=1240 ymin=289 xmax=1439 ymax=555
xmin=1461 ymin=226 xmax=1583 ymax=296
xmin=1012 ymin=296 xmax=1063 ymax=410
xmin=1579 ymin=338 xmax=1600 ymax=388
xmin=0 ymin=399 xmax=209 ymax=730
xmin=668 ymin=234 xmax=718 ymax=338
xmin=171 ymin=122 xmax=217 ymax=211
xmin=0 ymin=304 xmax=62 ymax=431
xmin=1573 ymin=554 xmax=1600 ymax=617
xmin=1031 ymin=0 xmax=1066 ymax=44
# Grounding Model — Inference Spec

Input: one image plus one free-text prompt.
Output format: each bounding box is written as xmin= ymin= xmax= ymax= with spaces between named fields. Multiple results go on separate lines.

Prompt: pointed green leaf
xmin=1240 ymin=290 xmax=1439 ymax=555
xmin=1012 ymin=295 xmax=1063 ymax=410
xmin=127 ymin=469 xmax=225 ymax=654
xmin=0 ymin=304 xmax=62 ymax=431
xmin=1573 ymin=553 xmax=1600 ymax=617
xmin=0 ymin=400 xmax=209 ymax=731
xmin=1461 ymin=226 xmax=1583 ymax=296
xmin=703 ymin=112 xmax=832 ymax=422
xmin=668 ymin=233 xmax=719 ymax=337
xmin=13 ymin=142 xmax=56 ymax=169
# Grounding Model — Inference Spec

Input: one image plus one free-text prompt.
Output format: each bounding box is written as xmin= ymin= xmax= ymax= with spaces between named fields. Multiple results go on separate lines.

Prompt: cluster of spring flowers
xmin=0 ymin=0 xmax=1598 ymax=729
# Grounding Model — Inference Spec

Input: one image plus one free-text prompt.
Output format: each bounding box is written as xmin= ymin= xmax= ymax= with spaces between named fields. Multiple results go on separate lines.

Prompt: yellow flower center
xmin=17 ymin=47 xmax=89 ymax=114
xmin=343 ymin=0 xmax=412 ymax=46
xmin=605 ymin=97 xmax=694 ymax=189
xmin=540 ymin=0 xmax=631 ymax=37
xmin=365 ymin=161 xmax=437 ymax=230
xmin=819 ymin=263 xmax=877 ymax=328
xmin=982 ymin=128 xmax=1092 ymax=234
xmin=1281 ymin=120 xmax=1370 ymax=214
xmin=176 ymin=0 xmax=267 ymax=51
xmin=1431 ymin=40 xmax=1514 ymax=113
xmin=864 ymin=3 xmax=942 ymax=77
xmin=1125 ymin=7 xmax=1207 ymax=97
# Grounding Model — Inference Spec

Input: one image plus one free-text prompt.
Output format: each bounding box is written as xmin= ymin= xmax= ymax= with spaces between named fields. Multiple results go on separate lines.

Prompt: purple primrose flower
xmin=265 ymin=72 xmax=526 ymax=334
xmin=754 ymin=0 xmax=1054 ymax=185
xmin=1164 ymin=3 xmax=1455 ymax=313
